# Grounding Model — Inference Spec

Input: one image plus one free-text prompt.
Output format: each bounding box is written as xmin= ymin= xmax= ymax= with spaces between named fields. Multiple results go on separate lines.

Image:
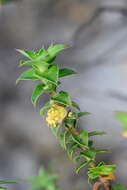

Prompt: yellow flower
xmin=46 ymin=104 xmax=67 ymax=127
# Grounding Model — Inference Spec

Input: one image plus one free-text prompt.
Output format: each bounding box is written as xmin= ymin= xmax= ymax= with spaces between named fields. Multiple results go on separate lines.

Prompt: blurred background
xmin=1 ymin=0 xmax=127 ymax=189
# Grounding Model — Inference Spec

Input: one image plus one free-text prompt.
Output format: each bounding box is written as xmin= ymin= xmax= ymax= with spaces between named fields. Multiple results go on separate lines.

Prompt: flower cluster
xmin=46 ymin=104 xmax=67 ymax=127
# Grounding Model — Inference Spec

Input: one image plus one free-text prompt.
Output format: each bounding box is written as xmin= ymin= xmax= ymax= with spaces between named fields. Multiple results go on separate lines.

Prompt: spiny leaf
xmin=80 ymin=149 xmax=96 ymax=160
xmin=59 ymin=130 xmax=68 ymax=149
xmin=64 ymin=118 xmax=77 ymax=128
xmin=88 ymin=164 xmax=117 ymax=180
xmin=72 ymin=133 xmax=88 ymax=148
xmin=71 ymin=101 xmax=80 ymax=110
xmin=67 ymin=143 xmax=78 ymax=159
xmin=47 ymin=44 xmax=69 ymax=58
xmin=52 ymin=91 xmax=72 ymax=106
xmin=16 ymin=49 xmax=35 ymax=60
xmin=76 ymin=161 xmax=89 ymax=173
xmin=96 ymin=149 xmax=110 ymax=154
xmin=88 ymin=131 xmax=106 ymax=137
xmin=16 ymin=68 xmax=38 ymax=83
xmin=19 ymin=60 xmax=37 ymax=67
xmin=79 ymin=130 xmax=89 ymax=146
xmin=77 ymin=112 xmax=90 ymax=117
xmin=40 ymin=64 xmax=59 ymax=85
xmin=31 ymin=83 xmax=45 ymax=105
xmin=59 ymin=68 xmax=78 ymax=78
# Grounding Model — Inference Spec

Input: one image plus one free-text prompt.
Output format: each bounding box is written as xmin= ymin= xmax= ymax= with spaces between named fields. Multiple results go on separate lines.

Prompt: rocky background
xmin=0 ymin=0 xmax=127 ymax=189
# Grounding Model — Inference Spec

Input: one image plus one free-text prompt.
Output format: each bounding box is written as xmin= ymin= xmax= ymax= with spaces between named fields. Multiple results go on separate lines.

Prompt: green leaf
xmin=52 ymin=91 xmax=71 ymax=106
xmin=88 ymin=164 xmax=117 ymax=180
xmin=40 ymin=102 xmax=51 ymax=115
xmin=96 ymin=149 xmax=110 ymax=154
xmin=47 ymin=44 xmax=69 ymax=58
xmin=40 ymin=65 xmax=59 ymax=85
xmin=64 ymin=118 xmax=76 ymax=127
xmin=80 ymin=148 xmax=96 ymax=160
xmin=16 ymin=68 xmax=38 ymax=83
xmin=76 ymin=161 xmax=89 ymax=173
xmin=72 ymin=132 xmax=88 ymax=148
xmin=71 ymin=101 xmax=80 ymax=110
xmin=19 ymin=60 xmax=36 ymax=67
xmin=59 ymin=68 xmax=78 ymax=78
xmin=32 ymin=62 xmax=49 ymax=73
xmin=115 ymin=111 xmax=127 ymax=131
xmin=79 ymin=130 xmax=89 ymax=146
xmin=113 ymin=184 xmax=127 ymax=190
xmin=67 ymin=143 xmax=78 ymax=159
xmin=88 ymin=131 xmax=106 ymax=137
xmin=16 ymin=49 xmax=35 ymax=60
xmin=59 ymin=130 xmax=68 ymax=149
xmin=31 ymin=83 xmax=45 ymax=105
xmin=77 ymin=112 xmax=90 ymax=117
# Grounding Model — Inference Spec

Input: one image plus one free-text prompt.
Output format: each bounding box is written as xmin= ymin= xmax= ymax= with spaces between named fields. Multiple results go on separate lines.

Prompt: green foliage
xmin=31 ymin=84 xmax=45 ymax=105
xmin=28 ymin=168 xmax=60 ymax=190
xmin=88 ymin=162 xmax=117 ymax=180
xmin=113 ymin=184 xmax=127 ymax=190
xmin=16 ymin=68 xmax=38 ymax=83
xmin=51 ymin=91 xmax=71 ymax=106
xmin=59 ymin=68 xmax=78 ymax=78
xmin=17 ymin=44 xmax=119 ymax=188
xmin=115 ymin=111 xmax=127 ymax=131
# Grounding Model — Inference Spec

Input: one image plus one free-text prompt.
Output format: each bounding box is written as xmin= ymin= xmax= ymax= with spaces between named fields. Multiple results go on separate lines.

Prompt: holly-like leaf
xmin=88 ymin=164 xmax=117 ymax=180
xmin=80 ymin=148 xmax=96 ymax=160
xmin=40 ymin=102 xmax=51 ymax=115
xmin=40 ymin=65 xmax=59 ymax=85
xmin=71 ymin=101 xmax=80 ymax=110
xmin=115 ymin=111 xmax=127 ymax=131
xmin=77 ymin=112 xmax=90 ymax=117
xmin=16 ymin=68 xmax=38 ymax=83
xmin=96 ymin=149 xmax=110 ymax=154
xmin=65 ymin=117 xmax=77 ymax=128
xmin=59 ymin=130 xmax=68 ymax=149
xmin=76 ymin=161 xmax=89 ymax=174
xmin=52 ymin=91 xmax=71 ymax=106
xmin=31 ymin=83 xmax=45 ymax=105
xmin=88 ymin=131 xmax=106 ymax=137
xmin=59 ymin=68 xmax=78 ymax=78
xmin=67 ymin=143 xmax=78 ymax=159
xmin=72 ymin=133 xmax=88 ymax=148
xmin=16 ymin=49 xmax=35 ymax=60
xmin=19 ymin=60 xmax=36 ymax=67
xmin=47 ymin=44 xmax=69 ymax=58
xmin=79 ymin=130 xmax=89 ymax=146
